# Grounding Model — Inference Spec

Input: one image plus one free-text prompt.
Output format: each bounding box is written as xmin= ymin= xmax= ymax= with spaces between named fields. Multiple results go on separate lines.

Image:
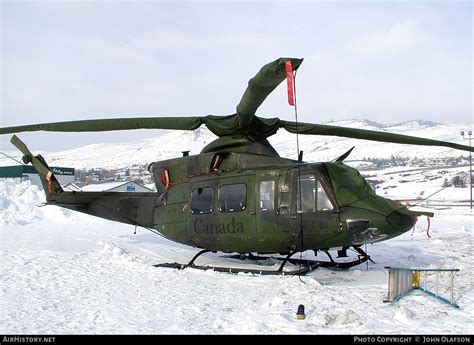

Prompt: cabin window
xmin=297 ymin=174 xmax=333 ymax=213
xmin=218 ymin=184 xmax=246 ymax=212
xmin=191 ymin=187 xmax=214 ymax=214
xmin=259 ymin=181 xmax=275 ymax=211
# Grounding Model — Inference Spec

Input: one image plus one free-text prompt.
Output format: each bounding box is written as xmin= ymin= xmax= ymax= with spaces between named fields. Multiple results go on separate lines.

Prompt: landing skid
xmin=154 ymin=247 xmax=372 ymax=275
xmin=286 ymin=246 xmax=374 ymax=269
xmin=155 ymin=261 xmax=317 ymax=275
xmin=232 ymin=248 xmax=372 ymax=270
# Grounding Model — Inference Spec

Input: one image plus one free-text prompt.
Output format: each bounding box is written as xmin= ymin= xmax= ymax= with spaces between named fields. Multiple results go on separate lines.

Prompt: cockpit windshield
xmin=297 ymin=174 xmax=334 ymax=213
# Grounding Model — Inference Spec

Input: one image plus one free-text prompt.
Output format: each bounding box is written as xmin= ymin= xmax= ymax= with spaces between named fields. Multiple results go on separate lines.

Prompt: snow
xmin=1 ymin=180 xmax=472 ymax=334
xmin=0 ymin=128 xmax=218 ymax=170
xmin=363 ymin=165 xmax=471 ymax=205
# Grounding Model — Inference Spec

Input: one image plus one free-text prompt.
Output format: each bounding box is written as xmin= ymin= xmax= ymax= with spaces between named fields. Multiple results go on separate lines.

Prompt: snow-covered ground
xmin=361 ymin=165 xmax=471 ymax=205
xmin=0 ymin=180 xmax=472 ymax=334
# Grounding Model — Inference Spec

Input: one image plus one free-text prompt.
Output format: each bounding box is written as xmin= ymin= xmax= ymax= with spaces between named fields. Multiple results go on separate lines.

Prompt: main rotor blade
xmin=281 ymin=121 xmax=474 ymax=152
xmin=236 ymin=57 xmax=303 ymax=127
xmin=0 ymin=114 xmax=278 ymax=139
xmin=0 ymin=117 xmax=204 ymax=135
xmin=2 ymin=115 xmax=471 ymax=153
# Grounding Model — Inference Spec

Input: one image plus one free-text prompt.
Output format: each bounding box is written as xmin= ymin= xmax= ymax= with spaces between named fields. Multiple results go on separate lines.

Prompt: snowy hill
xmin=271 ymin=120 xmax=471 ymax=165
xmin=0 ymin=119 xmax=471 ymax=170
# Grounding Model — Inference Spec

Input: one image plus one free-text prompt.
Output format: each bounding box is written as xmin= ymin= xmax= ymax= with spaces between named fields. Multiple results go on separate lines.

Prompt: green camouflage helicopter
xmin=2 ymin=58 xmax=472 ymax=275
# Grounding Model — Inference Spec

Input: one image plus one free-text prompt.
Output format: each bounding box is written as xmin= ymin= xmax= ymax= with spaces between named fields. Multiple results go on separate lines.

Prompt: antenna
xmin=293 ymin=73 xmax=300 ymax=161
xmin=285 ymin=60 xmax=305 ymax=281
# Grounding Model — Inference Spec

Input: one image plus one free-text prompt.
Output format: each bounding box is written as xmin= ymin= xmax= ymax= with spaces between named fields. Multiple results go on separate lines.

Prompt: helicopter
xmin=2 ymin=57 xmax=473 ymax=275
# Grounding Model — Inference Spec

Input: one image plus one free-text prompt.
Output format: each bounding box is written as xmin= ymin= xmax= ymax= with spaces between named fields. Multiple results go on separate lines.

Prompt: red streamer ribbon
xmin=285 ymin=60 xmax=295 ymax=106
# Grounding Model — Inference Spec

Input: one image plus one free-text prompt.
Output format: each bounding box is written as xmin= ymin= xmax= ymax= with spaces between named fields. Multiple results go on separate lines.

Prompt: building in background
xmin=80 ymin=181 xmax=153 ymax=193
xmin=0 ymin=165 xmax=75 ymax=188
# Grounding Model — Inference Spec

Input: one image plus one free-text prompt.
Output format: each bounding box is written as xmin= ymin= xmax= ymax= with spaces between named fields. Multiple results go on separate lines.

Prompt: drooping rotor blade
xmin=236 ymin=57 xmax=303 ymax=127
xmin=3 ymin=115 xmax=472 ymax=153
xmin=281 ymin=120 xmax=474 ymax=152
xmin=0 ymin=117 xmax=204 ymax=135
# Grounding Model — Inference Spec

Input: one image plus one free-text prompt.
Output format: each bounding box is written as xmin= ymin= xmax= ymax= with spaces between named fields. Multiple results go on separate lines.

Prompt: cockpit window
xmin=297 ymin=174 xmax=316 ymax=213
xmin=297 ymin=174 xmax=333 ymax=213
xmin=316 ymin=180 xmax=333 ymax=211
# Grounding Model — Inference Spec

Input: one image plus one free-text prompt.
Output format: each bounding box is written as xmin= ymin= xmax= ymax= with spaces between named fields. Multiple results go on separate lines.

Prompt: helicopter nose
xmin=346 ymin=219 xmax=388 ymax=245
xmin=387 ymin=210 xmax=418 ymax=233
xmin=345 ymin=210 xmax=419 ymax=246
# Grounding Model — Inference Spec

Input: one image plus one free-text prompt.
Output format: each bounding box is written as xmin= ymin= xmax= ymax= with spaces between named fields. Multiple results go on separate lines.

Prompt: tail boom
xmin=49 ymin=191 xmax=157 ymax=228
xmin=10 ymin=135 xmax=157 ymax=229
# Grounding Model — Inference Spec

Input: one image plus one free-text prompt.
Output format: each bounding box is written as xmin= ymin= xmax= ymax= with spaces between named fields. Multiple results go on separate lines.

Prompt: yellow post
xmin=412 ymin=270 xmax=420 ymax=288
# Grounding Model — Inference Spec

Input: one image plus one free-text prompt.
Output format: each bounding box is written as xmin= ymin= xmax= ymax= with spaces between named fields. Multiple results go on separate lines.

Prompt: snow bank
xmin=0 ymin=180 xmax=45 ymax=225
xmin=1 ymin=181 xmax=108 ymax=227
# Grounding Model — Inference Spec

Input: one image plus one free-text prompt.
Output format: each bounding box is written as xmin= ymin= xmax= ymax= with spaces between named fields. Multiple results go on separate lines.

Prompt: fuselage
xmin=46 ymin=141 xmax=418 ymax=255
xmin=151 ymin=153 xmax=417 ymax=254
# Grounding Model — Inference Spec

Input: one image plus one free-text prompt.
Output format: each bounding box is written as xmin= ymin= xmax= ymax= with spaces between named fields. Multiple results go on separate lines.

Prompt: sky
xmin=1 ymin=0 xmax=472 ymax=151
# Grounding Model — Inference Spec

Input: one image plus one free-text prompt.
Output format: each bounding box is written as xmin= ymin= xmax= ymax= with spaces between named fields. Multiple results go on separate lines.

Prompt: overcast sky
xmin=1 ymin=0 xmax=472 ymax=151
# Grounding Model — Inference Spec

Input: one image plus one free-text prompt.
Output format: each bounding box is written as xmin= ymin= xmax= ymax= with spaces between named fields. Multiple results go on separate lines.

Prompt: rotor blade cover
xmin=0 ymin=117 xmax=203 ymax=135
xmin=281 ymin=121 xmax=474 ymax=152
xmin=236 ymin=57 xmax=303 ymax=128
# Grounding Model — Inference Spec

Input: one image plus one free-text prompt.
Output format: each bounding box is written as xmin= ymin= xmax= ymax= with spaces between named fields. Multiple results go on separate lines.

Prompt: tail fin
xmin=10 ymin=135 xmax=63 ymax=197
